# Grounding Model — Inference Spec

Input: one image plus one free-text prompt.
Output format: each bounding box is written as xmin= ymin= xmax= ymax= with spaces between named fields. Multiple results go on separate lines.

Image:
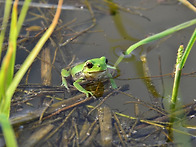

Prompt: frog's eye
xmin=86 ymin=62 xmax=93 ymax=69
xmin=105 ymin=58 xmax=108 ymax=64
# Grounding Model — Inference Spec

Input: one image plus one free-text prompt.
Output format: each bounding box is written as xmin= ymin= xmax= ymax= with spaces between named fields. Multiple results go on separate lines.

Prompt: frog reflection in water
xmin=61 ymin=56 xmax=117 ymax=97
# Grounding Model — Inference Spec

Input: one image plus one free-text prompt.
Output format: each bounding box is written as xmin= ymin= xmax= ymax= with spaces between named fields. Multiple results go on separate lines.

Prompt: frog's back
xmin=71 ymin=62 xmax=84 ymax=77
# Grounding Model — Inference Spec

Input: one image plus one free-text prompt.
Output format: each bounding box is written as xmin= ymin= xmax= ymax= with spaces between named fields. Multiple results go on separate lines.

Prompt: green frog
xmin=61 ymin=56 xmax=117 ymax=97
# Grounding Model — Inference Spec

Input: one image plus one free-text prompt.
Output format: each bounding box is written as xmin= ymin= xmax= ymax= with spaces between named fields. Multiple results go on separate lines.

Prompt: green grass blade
xmin=170 ymin=59 xmax=182 ymax=109
xmin=0 ymin=47 xmax=14 ymax=111
xmin=0 ymin=0 xmax=32 ymax=116
xmin=171 ymin=29 xmax=196 ymax=109
xmin=6 ymin=0 xmax=18 ymax=87
xmin=0 ymin=0 xmax=12 ymax=59
xmin=114 ymin=19 xmax=196 ymax=67
xmin=0 ymin=0 xmax=18 ymax=111
xmin=180 ymin=28 xmax=196 ymax=69
xmin=125 ymin=19 xmax=196 ymax=55
xmin=0 ymin=0 xmax=12 ymax=100
xmin=3 ymin=0 xmax=63 ymax=117
xmin=0 ymin=114 xmax=18 ymax=147
xmin=17 ymin=0 xmax=32 ymax=36
xmin=169 ymin=29 xmax=196 ymax=142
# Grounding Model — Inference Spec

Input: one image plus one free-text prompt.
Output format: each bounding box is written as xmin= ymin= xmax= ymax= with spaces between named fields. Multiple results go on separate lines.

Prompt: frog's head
xmin=82 ymin=56 xmax=108 ymax=79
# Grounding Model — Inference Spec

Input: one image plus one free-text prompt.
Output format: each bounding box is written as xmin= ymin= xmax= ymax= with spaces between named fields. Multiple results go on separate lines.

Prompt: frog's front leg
xmin=61 ymin=69 xmax=70 ymax=91
xmin=73 ymin=78 xmax=94 ymax=98
xmin=107 ymin=73 xmax=117 ymax=89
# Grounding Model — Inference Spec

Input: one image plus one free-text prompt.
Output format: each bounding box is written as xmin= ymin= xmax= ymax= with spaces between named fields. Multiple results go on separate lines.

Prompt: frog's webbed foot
xmin=61 ymin=69 xmax=71 ymax=92
xmin=73 ymin=80 xmax=96 ymax=99
xmin=85 ymin=91 xmax=96 ymax=99
xmin=61 ymin=81 xmax=70 ymax=92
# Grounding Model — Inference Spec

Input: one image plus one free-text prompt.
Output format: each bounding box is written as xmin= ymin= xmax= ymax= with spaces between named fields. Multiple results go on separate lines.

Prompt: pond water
xmin=0 ymin=0 xmax=196 ymax=146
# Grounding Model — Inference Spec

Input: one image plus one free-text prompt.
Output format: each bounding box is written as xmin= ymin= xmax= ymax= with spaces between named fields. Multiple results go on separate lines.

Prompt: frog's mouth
xmin=87 ymin=70 xmax=106 ymax=74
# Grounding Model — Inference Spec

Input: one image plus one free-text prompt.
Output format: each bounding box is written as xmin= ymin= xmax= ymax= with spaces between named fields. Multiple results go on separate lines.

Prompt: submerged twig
xmin=178 ymin=0 xmax=196 ymax=12
xmin=45 ymin=107 xmax=76 ymax=141
xmin=72 ymin=117 xmax=80 ymax=147
xmin=114 ymin=122 xmax=126 ymax=147
xmin=87 ymin=87 xmax=121 ymax=115
xmin=98 ymin=106 xmax=112 ymax=146
xmin=21 ymin=124 xmax=54 ymax=147
xmin=82 ymin=124 xmax=99 ymax=146
xmin=80 ymin=118 xmax=98 ymax=144
xmin=113 ymin=112 xmax=127 ymax=141
xmin=79 ymin=119 xmax=90 ymax=141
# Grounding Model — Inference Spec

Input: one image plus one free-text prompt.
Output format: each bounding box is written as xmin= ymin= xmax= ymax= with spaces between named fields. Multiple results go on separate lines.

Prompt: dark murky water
xmin=0 ymin=0 xmax=196 ymax=146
